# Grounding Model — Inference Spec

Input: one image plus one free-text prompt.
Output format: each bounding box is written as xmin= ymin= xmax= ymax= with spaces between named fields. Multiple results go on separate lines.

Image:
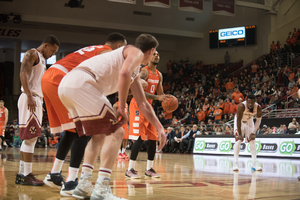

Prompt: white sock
xmin=128 ymin=160 xmax=136 ymax=170
xmin=118 ymin=149 xmax=121 ymax=154
xmin=19 ymin=160 xmax=24 ymax=175
xmin=51 ymin=158 xmax=64 ymax=173
xmin=122 ymin=148 xmax=126 ymax=154
xmin=147 ymin=160 xmax=154 ymax=170
xmin=24 ymin=162 xmax=32 ymax=176
xmin=81 ymin=163 xmax=94 ymax=178
xmin=234 ymin=140 xmax=241 ymax=163
xmin=66 ymin=167 xmax=79 ymax=182
xmin=249 ymin=140 xmax=257 ymax=166
xmin=97 ymin=167 xmax=112 ymax=183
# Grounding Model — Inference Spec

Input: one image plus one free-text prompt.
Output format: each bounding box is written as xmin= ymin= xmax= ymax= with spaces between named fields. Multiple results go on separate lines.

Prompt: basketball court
xmin=1 ymin=148 xmax=300 ymax=200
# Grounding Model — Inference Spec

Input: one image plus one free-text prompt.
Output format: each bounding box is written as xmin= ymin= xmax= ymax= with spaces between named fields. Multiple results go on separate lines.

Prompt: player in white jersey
xmin=233 ymin=94 xmax=262 ymax=171
xmin=16 ymin=35 xmax=60 ymax=186
xmin=58 ymin=34 xmax=166 ymax=200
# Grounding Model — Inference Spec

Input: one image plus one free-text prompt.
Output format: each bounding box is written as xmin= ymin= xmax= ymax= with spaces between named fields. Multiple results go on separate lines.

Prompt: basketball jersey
xmin=78 ymin=45 xmax=141 ymax=96
xmin=236 ymin=101 xmax=259 ymax=122
xmin=21 ymin=49 xmax=46 ymax=97
xmin=54 ymin=45 xmax=112 ymax=72
xmin=0 ymin=107 xmax=6 ymax=123
xmin=115 ymin=102 xmax=128 ymax=115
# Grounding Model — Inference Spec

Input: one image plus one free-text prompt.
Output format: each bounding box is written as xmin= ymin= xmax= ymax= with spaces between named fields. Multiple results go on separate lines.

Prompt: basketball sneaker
xmin=60 ymin=178 xmax=78 ymax=197
xmin=232 ymin=162 xmax=239 ymax=171
xmin=145 ymin=168 xmax=161 ymax=178
xmin=20 ymin=173 xmax=45 ymax=186
xmin=43 ymin=171 xmax=65 ymax=188
xmin=251 ymin=163 xmax=262 ymax=171
xmin=117 ymin=153 xmax=125 ymax=160
xmin=122 ymin=152 xmax=129 ymax=160
xmin=72 ymin=176 xmax=93 ymax=199
xmin=91 ymin=178 xmax=128 ymax=200
xmin=125 ymin=168 xmax=141 ymax=179
xmin=15 ymin=173 xmax=23 ymax=184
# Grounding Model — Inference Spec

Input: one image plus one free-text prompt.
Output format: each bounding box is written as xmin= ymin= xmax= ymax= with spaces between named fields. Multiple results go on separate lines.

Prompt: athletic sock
xmin=128 ymin=160 xmax=136 ymax=171
xmin=51 ymin=158 xmax=64 ymax=174
xmin=122 ymin=148 xmax=126 ymax=154
xmin=66 ymin=167 xmax=79 ymax=182
xmin=146 ymin=160 xmax=154 ymax=170
xmin=97 ymin=167 xmax=112 ymax=183
xmin=81 ymin=163 xmax=94 ymax=178
xmin=24 ymin=162 xmax=32 ymax=176
xmin=19 ymin=160 xmax=24 ymax=175
xmin=249 ymin=140 xmax=257 ymax=166
xmin=234 ymin=140 xmax=241 ymax=163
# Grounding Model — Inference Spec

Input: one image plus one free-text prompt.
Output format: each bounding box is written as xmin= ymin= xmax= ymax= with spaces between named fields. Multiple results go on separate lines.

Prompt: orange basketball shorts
xmin=129 ymin=101 xmax=157 ymax=141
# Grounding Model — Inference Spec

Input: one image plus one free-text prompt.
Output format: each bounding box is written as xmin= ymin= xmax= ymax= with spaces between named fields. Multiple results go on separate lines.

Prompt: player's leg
xmin=247 ymin=121 xmax=262 ymax=171
xmin=122 ymin=124 xmax=129 ymax=159
xmin=145 ymin=124 xmax=160 ymax=178
xmin=233 ymin=118 xmax=242 ymax=171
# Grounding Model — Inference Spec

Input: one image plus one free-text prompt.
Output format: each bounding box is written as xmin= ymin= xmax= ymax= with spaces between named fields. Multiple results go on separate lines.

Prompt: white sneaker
xmin=72 ymin=176 xmax=93 ymax=199
xmin=232 ymin=162 xmax=239 ymax=171
xmin=251 ymin=163 xmax=262 ymax=171
xmin=90 ymin=178 xmax=127 ymax=200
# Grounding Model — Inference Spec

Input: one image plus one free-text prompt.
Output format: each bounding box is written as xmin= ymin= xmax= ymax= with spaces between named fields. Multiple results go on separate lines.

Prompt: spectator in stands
xmin=278 ymin=124 xmax=288 ymax=134
xmin=224 ymin=125 xmax=233 ymax=135
xmin=290 ymin=83 xmax=298 ymax=98
xmin=215 ymin=127 xmax=223 ymax=135
xmin=12 ymin=132 xmax=21 ymax=148
xmin=288 ymin=118 xmax=299 ymax=134
xmin=283 ymin=65 xmax=292 ymax=87
xmin=196 ymin=108 xmax=206 ymax=122
xmin=158 ymin=113 xmax=166 ymax=126
xmin=225 ymin=78 xmax=235 ymax=93
xmin=207 ymin=107 xmax=215 ymax=122
xmin=48 ymin=133 xmax=59 ymax=148
xmin=224 ymin=51 xmax=230 ymax=67
xmin=186 ymin=110 xmax=198 ymax=125
xmin=171 ymin=126 xmax=187 ymax=153
xmin=258 ymin=125 xmax=268 ymax=135
xmin=288 ymin=79 xmax=296 ymax=89
xmin=163 ymin=127 xmax=176 ymax=153
xmin=262 ymin=93 xmax=270 ymax=105
xmin=286 ymin=35 xmax=292 ymax=46
xmin=262 ymin=72 xmax=270 ymax=82
xmin=232 ymin=88 xmax=244 ymax=104
xmin=251 ymin=61 xmax=258 ymax=77
xmin=179 ymin=125 xmax=200 ymax=153
xmin=171 ymin=116 xmax=180 ymax=128
xmin=277 ymin=41 xmax=281 ymax=50
xmin=163 ymin=111 xmax=173 ymax=125
xmin=292 ymin=28 xmax=299 ymax=39
xmin=214 ymin=103 xmax=223 ymax=124
xmin=229 ymin=100 xmax=238 ymax=114
xmin=270 ymin=41 xmax=276 ymax=53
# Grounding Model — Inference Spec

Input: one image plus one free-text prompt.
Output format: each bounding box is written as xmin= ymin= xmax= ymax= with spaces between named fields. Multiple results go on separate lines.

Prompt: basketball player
xmin=233 ymin=94 xmax=262 ymax=171
xmin=16 ymin=35 xmax=60 ymax=186
xmin=0 ymin=100 xmax=8 ymax=151
xmin=126 ymin=50 xmax=169 ymax=179
xmin=42 ymin=33 xmax=126 ymax=196
xmin=58 ymin=34 xmax=166 ymax=200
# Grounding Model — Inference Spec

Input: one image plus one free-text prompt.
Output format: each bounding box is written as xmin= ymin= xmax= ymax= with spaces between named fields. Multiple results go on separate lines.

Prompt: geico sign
xmin=220 ymin=30 xmax=244 ymax=37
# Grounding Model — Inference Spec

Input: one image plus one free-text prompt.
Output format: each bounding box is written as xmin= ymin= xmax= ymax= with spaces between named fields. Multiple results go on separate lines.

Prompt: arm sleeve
xmin=254 ymin=117 xmax=262 ymax=132
xmin=182 ymin=131 xmax=190 ymax=139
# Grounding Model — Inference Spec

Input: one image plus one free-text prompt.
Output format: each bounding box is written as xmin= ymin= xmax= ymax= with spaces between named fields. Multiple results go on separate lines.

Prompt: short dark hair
xmin=247 ymin=94 xmax=256 ymax=100
xmin=0 ymin=100 xmax=3 ymax=103
xmin=135 ymin=34 xmax=159 ymax=53
xmin=43 ymin=35 xmax=60 ymax=47
xmin=106 ymin=32 xmax=126 ymax=43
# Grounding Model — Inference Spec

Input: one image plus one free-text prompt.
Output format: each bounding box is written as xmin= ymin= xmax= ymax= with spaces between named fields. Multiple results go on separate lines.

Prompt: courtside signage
xmin=218 ymin=26 xmax=245 ymax=40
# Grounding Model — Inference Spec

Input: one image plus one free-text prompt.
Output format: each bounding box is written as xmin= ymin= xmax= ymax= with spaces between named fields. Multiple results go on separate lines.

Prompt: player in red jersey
xmin=41 ymin=33 xmax=127 ymax=197
xmin=0 ymin=100 xmax=8 ymax=151
xmin=126 ymin=51 xmax=169 ymax=178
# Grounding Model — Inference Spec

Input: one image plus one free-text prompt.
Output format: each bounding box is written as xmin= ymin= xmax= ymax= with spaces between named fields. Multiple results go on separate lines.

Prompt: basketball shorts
xmin=129 ymin=101 xmax=157 ymax=141
xmin=41 ymin=66 xmax=75 ymax=134
xmin=0 ymin=122 xmax=4 ymax=137
xmin=18 ymin=93 xmax=43 ymax=140
xmin=123 ymin=124 xmax=129 ymax=140
xmin=58 ymin=68 xmax=122 ymax=137
xmin=234 ymin=116 xmax=255 ymax=143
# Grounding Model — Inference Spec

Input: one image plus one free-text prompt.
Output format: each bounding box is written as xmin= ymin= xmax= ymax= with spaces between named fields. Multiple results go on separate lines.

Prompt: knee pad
xmin=21 ymin=137 xmax=37 ymax=153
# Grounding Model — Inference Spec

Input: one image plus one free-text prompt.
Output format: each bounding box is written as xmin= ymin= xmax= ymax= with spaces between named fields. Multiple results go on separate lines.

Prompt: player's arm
xmin=130 ymin=76 xmax=166 ymax=150
xmin=4 ymin=108 xmax=8 ymax=127
xmin=20 ymin=49 xmax=39 ymax=113
xmin=254 ymin=105 xmax=262 ymax=133
xmin=236 ymin=103 xmax=245 ymax=141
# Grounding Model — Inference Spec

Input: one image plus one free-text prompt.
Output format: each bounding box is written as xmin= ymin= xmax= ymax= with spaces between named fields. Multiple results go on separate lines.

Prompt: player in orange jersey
xmin=126 ymin=51 xmax=169 ymax=179
xmin=0 ymin=100 xmax=8 ymax=151
xmin=41 ymin=33 xmax=127 ymax=197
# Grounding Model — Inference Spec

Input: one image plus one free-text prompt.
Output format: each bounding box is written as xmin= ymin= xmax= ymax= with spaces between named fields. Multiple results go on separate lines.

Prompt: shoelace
xmin=131 ymin=169 xmax=138 ymax=174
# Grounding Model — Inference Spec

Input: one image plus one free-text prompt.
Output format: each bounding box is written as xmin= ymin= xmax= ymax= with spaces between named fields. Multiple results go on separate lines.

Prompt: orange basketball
xmin=162 ymin=95 xmax=178 ymax=112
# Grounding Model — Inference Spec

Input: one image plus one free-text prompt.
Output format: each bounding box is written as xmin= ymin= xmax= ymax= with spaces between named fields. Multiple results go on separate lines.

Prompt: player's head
xmin=105 ymin=32 xmax=127 ymax=50
xmin=246 ymin=94 xmax=256 ymax=110
xmin=135 ymin=34 xmax=159 ymax=65
xmin=150 ymin=50 xmax=160 ymax=66
xmin=0 ymin=100 xmax=4 ymax=108
xmin=41 ymin=35 xmax=60 ymax=59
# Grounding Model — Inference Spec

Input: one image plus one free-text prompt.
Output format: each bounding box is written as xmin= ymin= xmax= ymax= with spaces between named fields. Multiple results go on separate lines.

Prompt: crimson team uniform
xmin=115 ymin=102 xmax=129 ymax=139
xmin=234 ymin=101 xmax=260 ymax=143
xmin=129 ymin=66 xmax=159 ymax=141
xmin=41 ymin=45 xmax=112 ymax=134
xmin=18 ymin=49 xmax=45 ymax=140
xmin=58 ymin=45 xmax=140 ymax=136
xmin=0 ymin=107 xmax=6 ymax=137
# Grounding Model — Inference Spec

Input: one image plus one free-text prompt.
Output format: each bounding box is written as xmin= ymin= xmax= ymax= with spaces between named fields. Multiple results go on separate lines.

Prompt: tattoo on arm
xmin=140 ymin=69 xmax=148 ymax=80
xmin=145 ymin=92 xmax=157 ymax=100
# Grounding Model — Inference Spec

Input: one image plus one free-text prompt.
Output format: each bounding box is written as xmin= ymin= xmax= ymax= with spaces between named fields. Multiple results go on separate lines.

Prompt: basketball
xmin=162 ymin=95 xmax=178 ymax=112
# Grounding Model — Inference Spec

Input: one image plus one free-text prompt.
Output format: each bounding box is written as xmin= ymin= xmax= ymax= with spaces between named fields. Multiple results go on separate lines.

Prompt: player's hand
xmin=157 ymin=94 xmax=172 ymax=102
xmin=237 ymin=134 xmax=244 ymax=142
xmin=27 ymin=95 xmax=36 ymax=113
xmin=157 ymin=128 xmax=166 ymax=150
xmin=249 ymin=133 xmax=256 ymax=141
xmin=116 ymin=108 xmax=128 ymax=125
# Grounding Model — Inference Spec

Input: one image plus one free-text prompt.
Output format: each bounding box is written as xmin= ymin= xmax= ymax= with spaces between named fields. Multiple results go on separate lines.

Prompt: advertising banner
xmin=108 ymin=0 xmax=136 ymax=4
xmin=193 ymin=137 xmax=300 ymax=158
xmin=178 ymin=0 xmax=203 ymax=13
xmin=212 ymin=0 xmax=235 ymax=16
xmin=144 ymin=0 xmax=170 ymax=8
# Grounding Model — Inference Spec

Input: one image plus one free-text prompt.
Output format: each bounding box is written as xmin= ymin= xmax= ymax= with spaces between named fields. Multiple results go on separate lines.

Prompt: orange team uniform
xmin=232 ymin=92 xmax=244 ymax=104
xmin=197 ymin=111 xmax=206 ymax=122
xmin=129 ymin=66 xmax=159 ymax=141
xmin=115 ymin=102 xmax=129 ymax=139
xmin=0 ymin=107 xmax=6 ymax=137
xmin=41 ymin=45 xmax=112 ymax=134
